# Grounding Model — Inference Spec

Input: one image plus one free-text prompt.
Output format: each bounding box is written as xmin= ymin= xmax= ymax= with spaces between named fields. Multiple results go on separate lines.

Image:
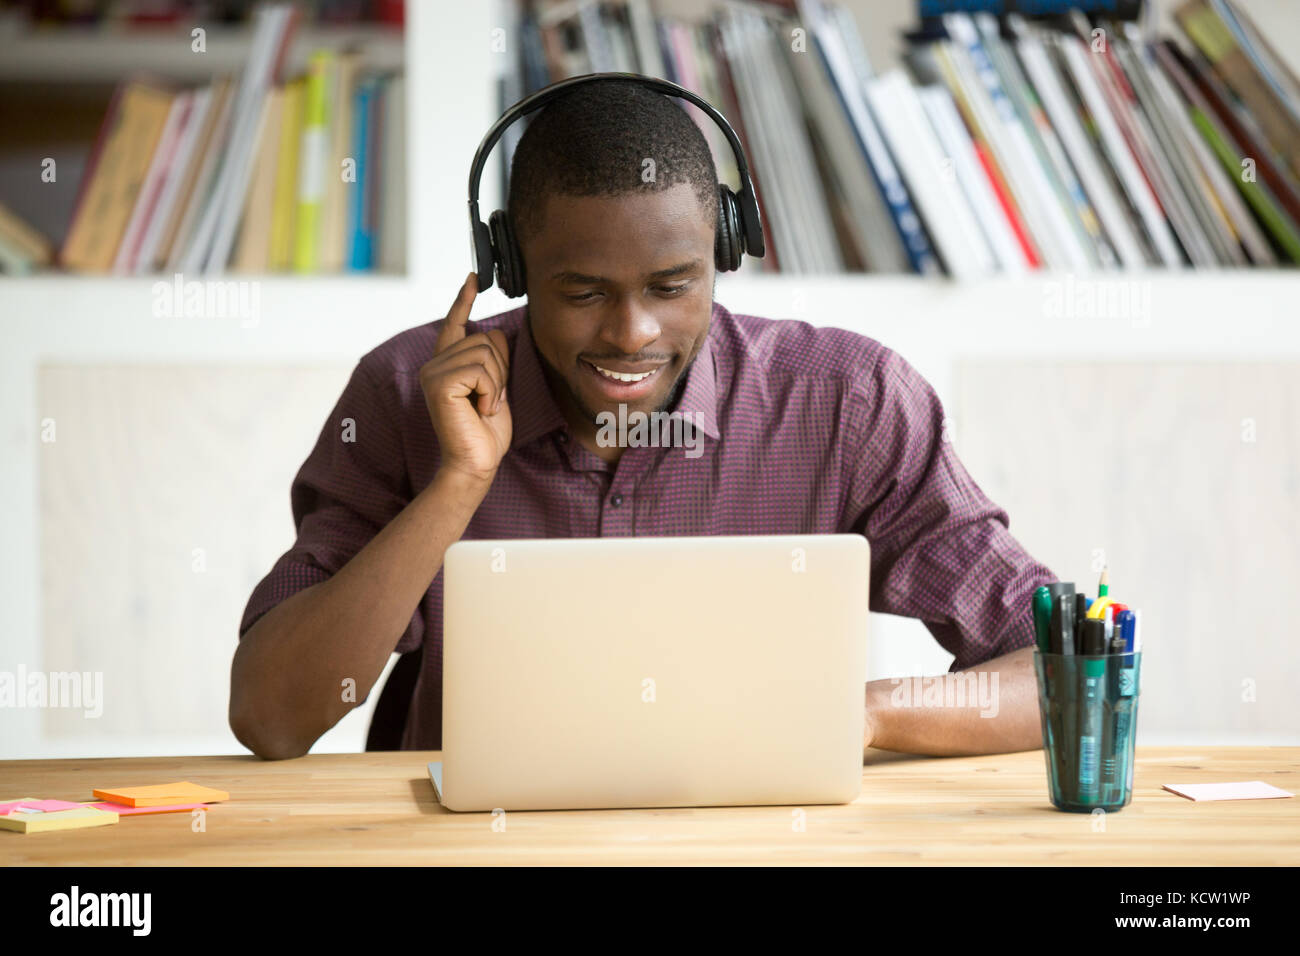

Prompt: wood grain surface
xmin=2 ymin=747 xmax=1297 ymax=865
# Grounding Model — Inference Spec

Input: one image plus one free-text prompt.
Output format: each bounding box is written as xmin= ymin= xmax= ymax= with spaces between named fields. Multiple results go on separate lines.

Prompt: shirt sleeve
xmin=841 ymin=347 xmax=1057 ymax=670
xmin=238 ymin=359 xmax=425 ymax=656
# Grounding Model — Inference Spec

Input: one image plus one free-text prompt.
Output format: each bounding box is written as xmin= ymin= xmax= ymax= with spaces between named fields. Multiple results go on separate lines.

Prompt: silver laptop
xmin=436 ymin=534 xmax=869 ymax=811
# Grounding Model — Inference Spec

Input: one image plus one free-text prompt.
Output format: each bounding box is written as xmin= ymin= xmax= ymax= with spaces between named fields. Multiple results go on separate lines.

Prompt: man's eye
xmin=655 ymin=284 xmax=689 ymax=296
xmin=565 ymin=291 xmax=600 ymax=302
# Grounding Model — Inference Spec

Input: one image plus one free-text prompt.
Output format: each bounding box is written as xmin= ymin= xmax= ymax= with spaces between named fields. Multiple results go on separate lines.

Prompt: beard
xmin=535 ymin=341 xmax=696 ymax=429
xmin=526 ymin=304 xmax=706 ymax=430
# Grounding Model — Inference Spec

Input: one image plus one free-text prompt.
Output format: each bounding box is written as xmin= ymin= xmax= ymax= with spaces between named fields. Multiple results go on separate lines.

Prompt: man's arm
xmin=862 ymin=645 xmax=1040 ymax=757
xmin=838 ymin=346 xmax=1056 ymax=756
xmin=230 ymin=273 xmax=512 ymax=760
xmin=230 ymin=468 xmax=490 ymax=760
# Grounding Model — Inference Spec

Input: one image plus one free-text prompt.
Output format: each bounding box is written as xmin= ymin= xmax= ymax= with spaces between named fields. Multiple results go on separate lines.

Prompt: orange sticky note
xmin=92 ymin=781 xmax=229 ymax=807
xmin=83 ymin=801 xmax=206 ymax=816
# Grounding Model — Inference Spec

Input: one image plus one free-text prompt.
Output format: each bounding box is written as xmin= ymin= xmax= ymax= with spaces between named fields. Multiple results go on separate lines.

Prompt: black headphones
xmin=467 ymin=71 xmax=765 ymax=298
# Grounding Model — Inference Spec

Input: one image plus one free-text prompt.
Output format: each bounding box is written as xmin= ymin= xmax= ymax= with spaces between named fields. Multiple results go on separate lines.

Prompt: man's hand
xmin=420 ymin=272 xmax=513 ymax=485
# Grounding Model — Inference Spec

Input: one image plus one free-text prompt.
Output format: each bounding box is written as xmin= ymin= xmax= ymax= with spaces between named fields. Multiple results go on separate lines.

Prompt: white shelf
xmin=0 ymin=24 xmax=403 ymax=83
xmin=5 ymin=271 xmax=1298 ymax=366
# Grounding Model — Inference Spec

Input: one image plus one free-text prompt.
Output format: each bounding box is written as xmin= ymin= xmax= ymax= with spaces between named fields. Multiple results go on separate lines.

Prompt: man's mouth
xmin=581 ymin=359 xmax=667 ymax=400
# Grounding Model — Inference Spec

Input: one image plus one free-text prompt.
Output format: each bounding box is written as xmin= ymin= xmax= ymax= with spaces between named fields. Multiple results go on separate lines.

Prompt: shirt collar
xmin=509 ymin=302 xmax=723 ymax=450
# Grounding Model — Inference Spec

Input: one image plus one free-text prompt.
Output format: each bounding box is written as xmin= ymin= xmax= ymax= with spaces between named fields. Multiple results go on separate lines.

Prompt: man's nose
xmin=597 ymin=296 xmax=661 ymax=356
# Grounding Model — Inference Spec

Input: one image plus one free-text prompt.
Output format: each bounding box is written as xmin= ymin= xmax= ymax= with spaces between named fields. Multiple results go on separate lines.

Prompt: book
xmin=784 ymin=21 xmax=909 ymax=272
xmin=113 ymin=89 xmax=190 ymax=274
xmin=1057 ymin=30 xmax=1185 ymax=266
xmin=135 ymin=83 xmax=213 ymax=273
xmin=799 ymin=0 xmax=940 ymax=274
xmin=1156 ymin=41 xmax=1300 ymax=262
xmin=232 ymin=86 xmax=285 ymax=272
xmin=321 ymin=49 xmax=363 ymax=272
xmin=161 ymin=77 xmax=233 ymax=271
xmin=188 ymin=3 xmax=297 ymax=273
xmin=917 ymin=84 xmax=1028 ymax=273
xmin=1112 ymin=26 xmax=1240 ymax=265
xmin=1009 ymin=16 xmax=1147 ymax=268
xmin=0 ymin=201 xmax=54 ymax=270
xmin=378 ymin=73 xmax=406 ymax=273
xmin=269 ymin=76 xmax=305 ymax=271
xmin=1176 ymin=0 xmax=1300 ymax=184
xmin=294 ymin=49 xmax=334 ymax=273
xmin=945 ymin=14 xmax=1091 ymax=271
xmin=867 ymin=70 xmax=995 ymax=278
xmin=1091 ymin=21 xmax=1213 ymax=267
xmin=61 ymin=80 xmax=176 ymax=272
xmin=347 ymin=76 xmax=378 ymax=270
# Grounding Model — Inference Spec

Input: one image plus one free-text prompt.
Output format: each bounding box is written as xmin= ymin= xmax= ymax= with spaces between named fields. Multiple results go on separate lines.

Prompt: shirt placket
xmin=556 ymin=431 xmax=660 ymax=537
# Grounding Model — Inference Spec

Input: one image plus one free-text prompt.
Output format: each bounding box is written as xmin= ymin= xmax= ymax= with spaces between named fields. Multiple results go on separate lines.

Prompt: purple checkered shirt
xmin=239 ymin=300 xmax=1056 ymax=749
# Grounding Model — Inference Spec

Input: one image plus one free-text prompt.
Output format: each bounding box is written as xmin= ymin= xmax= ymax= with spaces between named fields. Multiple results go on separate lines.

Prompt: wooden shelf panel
xmin=0 ymin=24 xmax=403 ymax=83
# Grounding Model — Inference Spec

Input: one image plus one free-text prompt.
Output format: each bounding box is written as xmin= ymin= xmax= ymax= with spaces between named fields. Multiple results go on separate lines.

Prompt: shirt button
xmin=610 ymin=493 xmax=624 ymax=508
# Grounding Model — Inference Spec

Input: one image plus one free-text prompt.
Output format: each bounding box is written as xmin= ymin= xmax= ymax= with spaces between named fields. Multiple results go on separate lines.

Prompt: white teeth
xmin=594 ymin=365 xmax=656 ymax=383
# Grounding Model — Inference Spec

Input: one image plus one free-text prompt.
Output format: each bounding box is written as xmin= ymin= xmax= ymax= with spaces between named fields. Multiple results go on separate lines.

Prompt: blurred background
xmin=2 ymin=0 xmax=1297 ymax=759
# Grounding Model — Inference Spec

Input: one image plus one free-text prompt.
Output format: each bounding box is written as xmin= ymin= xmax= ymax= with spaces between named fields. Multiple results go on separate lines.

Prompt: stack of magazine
xmin=502 ymin=0 xmax=1300 ymax=276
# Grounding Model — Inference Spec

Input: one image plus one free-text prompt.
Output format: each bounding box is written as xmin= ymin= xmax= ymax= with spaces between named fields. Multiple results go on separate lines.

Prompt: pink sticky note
xmin=0 ymin=798 xmax=85 ymax=815
xmin=84 ymin=801 xmax=206 ymax=816
xmin=1163 ymin=781 xmax=1294 ymax=802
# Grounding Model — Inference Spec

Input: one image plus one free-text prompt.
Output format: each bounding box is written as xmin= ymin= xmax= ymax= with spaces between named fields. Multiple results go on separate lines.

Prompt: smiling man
xmin=231 ymin=80 xmax=1056 ymax=761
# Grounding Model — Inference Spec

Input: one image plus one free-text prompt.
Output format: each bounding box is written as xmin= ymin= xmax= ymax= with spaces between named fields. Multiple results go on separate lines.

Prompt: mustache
xmin=580 ymin=354 xmax=674 ymax=364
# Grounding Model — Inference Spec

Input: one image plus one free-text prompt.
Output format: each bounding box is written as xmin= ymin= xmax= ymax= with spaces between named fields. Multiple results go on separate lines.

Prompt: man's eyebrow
xmin=550 ymin=259 xmax=705 ymax=284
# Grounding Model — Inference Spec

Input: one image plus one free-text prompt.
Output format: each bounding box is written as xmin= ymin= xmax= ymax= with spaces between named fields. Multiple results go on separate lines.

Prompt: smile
xmin=581 ymin=359 xmax=667 ymax=399
xmin=592 ymin=364 xmax=659 ymax=383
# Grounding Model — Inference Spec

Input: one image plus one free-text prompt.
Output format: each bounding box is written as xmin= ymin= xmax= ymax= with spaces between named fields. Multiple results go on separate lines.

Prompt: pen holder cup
xmin=1033 ymin=651 xmax=1141 ymax=812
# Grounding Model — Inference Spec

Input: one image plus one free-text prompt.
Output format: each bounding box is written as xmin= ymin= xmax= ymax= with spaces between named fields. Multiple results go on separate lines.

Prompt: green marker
xmin=1033 ymin=586 xmax=1053 ymax=652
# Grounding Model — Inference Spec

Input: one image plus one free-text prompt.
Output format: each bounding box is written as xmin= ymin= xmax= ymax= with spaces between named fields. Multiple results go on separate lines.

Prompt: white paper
xmin=1163 ymin=781 xmax=1294 ymax=802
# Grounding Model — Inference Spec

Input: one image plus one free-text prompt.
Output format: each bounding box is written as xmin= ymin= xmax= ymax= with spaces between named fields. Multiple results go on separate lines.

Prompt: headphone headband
xmin=469 ymin=72 xmax=755 ymax=207
xmin=467 ymin=71 xmax=765 ymax=293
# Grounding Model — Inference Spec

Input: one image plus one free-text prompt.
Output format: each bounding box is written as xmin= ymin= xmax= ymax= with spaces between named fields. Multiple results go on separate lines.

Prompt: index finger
xmin=435 ymin=271 xmax=478 ymax=354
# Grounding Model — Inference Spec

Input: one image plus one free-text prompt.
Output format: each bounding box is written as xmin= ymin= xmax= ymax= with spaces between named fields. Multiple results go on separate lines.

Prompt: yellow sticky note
xmin=92 ymin=781 xmax=229 ymax=807
xmin=0 ymin=805 xmax=118 ymax=833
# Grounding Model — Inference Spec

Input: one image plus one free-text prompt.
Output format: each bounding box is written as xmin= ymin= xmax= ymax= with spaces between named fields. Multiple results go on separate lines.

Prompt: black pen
xmin=1074 ymin=592 xmax=1088 ymax=653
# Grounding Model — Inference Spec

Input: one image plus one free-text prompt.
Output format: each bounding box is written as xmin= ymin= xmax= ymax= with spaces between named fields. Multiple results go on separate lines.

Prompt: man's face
xmin=520 ymin=182 xmax=715 ymax=435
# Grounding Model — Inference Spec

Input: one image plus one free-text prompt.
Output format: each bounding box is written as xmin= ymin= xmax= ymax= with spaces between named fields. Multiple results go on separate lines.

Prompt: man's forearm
xmin=864 ymin=645 xmax=1041 ymax=756
xmin=229 ymin=468 xmax=490 ymax=759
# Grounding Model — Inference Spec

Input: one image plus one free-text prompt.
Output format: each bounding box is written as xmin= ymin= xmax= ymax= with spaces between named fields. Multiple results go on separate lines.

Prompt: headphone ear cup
xmin=471 ymin=219 xmax=496 ymax=292
xmin=715 ymin=185 xmax=742 ymax=273
xmin=488 ymin=210 xmax=526 ymax=297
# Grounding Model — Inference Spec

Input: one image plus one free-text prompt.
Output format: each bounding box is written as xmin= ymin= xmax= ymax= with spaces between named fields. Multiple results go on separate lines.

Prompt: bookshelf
xmin=4 ymin=0 xmax=1300 ymax=759
xmin=4 ymin=1 xmax=1298 ymax=347
xmin=0 ymin=24 xmax=403 ymax=83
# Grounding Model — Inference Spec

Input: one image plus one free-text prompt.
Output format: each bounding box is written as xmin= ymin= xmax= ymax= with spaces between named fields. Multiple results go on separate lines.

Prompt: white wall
xmin=2 ymin=0 xmax=1298 ymax=760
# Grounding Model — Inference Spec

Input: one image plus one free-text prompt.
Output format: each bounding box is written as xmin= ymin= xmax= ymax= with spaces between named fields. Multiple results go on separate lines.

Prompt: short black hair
xmin=506 ymin=80 xmax=719 ymax=245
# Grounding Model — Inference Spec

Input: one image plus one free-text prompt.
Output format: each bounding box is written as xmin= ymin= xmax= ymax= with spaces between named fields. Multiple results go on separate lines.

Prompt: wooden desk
xmin=2 ymin=747 xmax=1297 ymax=865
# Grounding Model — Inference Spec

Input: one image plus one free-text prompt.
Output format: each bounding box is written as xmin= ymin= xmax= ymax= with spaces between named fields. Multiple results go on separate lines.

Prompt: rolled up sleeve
xmin=841 ymin=348 xmax=1056 ymax=670
xmin=238 ymin=359 xmax=424 ymax=655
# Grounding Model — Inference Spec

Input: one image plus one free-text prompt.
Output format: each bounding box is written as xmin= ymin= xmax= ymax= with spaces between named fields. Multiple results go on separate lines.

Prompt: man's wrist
xmin=864 ymin=681 xmax=883 ymax=750
xmin=431 ymin=464 xmax=496 ymax=503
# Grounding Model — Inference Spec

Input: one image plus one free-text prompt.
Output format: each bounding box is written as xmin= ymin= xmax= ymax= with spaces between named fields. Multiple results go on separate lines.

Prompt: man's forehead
xmin=528 ymin=186 xmax=711 ymax=242
xmin=525 ymin=187 xmax=713 ymax=279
